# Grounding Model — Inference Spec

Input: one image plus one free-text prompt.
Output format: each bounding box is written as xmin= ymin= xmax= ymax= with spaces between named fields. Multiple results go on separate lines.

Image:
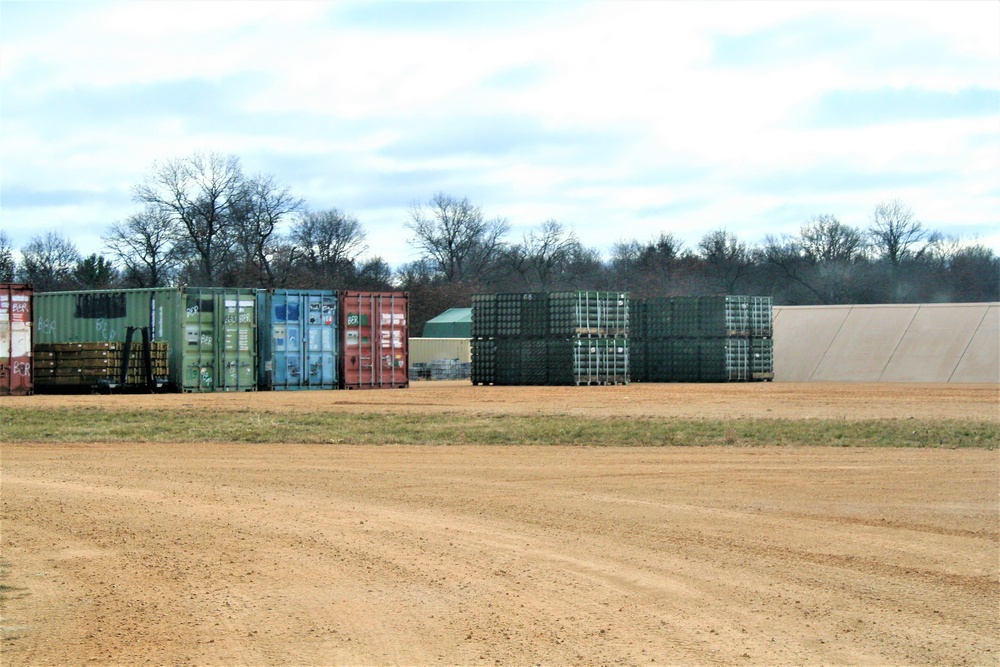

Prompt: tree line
xmin=2 ymin=151 xmax=996 ymax=335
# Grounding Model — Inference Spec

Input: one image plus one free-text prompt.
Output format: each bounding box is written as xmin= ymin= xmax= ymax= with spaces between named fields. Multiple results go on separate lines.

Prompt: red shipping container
xmin=0 ymin=283 xmax=33 ymax=396
xmin=339 ymin=291 xmax=408 ymax=389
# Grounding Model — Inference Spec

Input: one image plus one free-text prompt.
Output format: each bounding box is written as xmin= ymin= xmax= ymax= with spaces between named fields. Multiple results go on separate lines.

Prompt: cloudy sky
xmin=2 ymin=1 xmax=997 ymax=267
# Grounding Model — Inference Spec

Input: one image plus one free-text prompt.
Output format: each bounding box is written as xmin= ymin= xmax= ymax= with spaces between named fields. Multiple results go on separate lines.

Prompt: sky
xmin=1 ymin=0 xmax=998 ymax=268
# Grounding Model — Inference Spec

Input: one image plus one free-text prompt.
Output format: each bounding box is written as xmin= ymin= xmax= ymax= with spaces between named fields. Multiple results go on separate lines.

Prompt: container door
xmin=271 ymin=292 xmax=303 ymax=390
xmin=217 ymin=291 xmax=256 ymax=391
xmin=305 ymin=294 xmax=337 ymax=388
xmin=0 ymin=286 xmax=32 ymax=395
xmin=183 ymin=290 xmax=215 ymax=391
xmin=341 ymin=292 xmax=407 ymax=389
xmin=10 ymin=291 xmax=32 ymax=395
xmin=256 ymin=290 xmax=272 ymax=390
xmin=0 ymin=288 xmax=10 ymax=395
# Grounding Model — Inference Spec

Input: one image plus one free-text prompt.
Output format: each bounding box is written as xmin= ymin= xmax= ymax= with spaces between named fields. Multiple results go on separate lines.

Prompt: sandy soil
xmin=2 ymin=383 xmax=998 ymax=666
xmin=8 ymin=380 xmax=1000 ymax=420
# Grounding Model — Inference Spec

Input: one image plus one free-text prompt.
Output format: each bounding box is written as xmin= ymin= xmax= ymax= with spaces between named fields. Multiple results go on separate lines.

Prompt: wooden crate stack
xmin=34 ymin=341 xmax=170 ymax=388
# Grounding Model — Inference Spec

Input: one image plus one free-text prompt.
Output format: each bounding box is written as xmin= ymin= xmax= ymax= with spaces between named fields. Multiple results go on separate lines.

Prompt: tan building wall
xmin=409 ymin=338 xmax=472 ymax=365
xmin=773 ymin=303 xmax=999 ymax=383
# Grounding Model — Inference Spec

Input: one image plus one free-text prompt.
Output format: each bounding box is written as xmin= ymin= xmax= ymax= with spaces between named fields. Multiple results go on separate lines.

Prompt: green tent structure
xmin=422 ymin=308 xmax=472 ymax=338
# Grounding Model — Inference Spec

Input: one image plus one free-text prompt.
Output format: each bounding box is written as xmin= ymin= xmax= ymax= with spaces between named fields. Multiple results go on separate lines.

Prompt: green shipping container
xmin=33 ymin=287 xmax=257 ymax=392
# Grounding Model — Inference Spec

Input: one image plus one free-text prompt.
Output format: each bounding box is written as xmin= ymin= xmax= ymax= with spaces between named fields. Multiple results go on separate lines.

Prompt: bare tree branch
xmin=406 ymin=193 xmax=509 ymax=283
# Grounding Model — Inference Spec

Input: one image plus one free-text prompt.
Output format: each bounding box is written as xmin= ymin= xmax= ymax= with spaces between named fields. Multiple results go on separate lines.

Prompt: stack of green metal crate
xmin=470 ymin=337 xmax=495 ymax=385
xmin=748 ymin=296 xmax=773 ymax=380
xmin=472 ymin=291 xmax=629 ymax=386
xmin=630 ymin=295 xmax=773 ymax=382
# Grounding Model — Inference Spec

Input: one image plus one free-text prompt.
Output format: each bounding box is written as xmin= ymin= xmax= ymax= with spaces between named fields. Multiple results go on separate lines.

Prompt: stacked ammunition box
xmin=471 ymin=291 xmax=629 ymax=386
xmin=629 ymin=296 xmax=773 ymax=382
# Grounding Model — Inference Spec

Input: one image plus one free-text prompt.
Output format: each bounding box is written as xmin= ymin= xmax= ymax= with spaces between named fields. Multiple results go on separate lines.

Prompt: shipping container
xmin=257 ymin=289 xmax=338 ymax=390
xmin=339 ymin=291 xmax=408 ymax=389
xmin=33 ymin=287 xmax=258 ymax=392
xmin=181 ymin=287 xmax=257 ymax=392
xmin=0 ymin=283 xmax=33 ymax=396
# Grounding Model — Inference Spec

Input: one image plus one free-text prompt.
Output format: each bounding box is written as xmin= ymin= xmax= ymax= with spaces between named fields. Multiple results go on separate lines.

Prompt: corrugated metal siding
xmin=33 ymin=287 xmax=258 ymax=392
xmin=258 ymin=289 xmax=339 ymax=390
xmin=34 ymin=288 xmax=183 ymax=390
xmin=339 ymin=291 xmax=409 ymax=389
xmin=0 ymin=283 xmax=33 ymax=395
xmin=181 ymin=288 xmax=257 ymax=392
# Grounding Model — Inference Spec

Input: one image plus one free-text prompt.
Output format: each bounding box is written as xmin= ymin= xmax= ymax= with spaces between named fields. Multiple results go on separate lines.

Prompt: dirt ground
xmin=2 ymin=382 xmax=998 ymax=666
xmin=10 ymin=380 xmax=1000 ymax=420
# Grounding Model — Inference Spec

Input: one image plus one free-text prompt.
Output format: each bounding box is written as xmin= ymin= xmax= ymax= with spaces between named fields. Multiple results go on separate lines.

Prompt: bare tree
xmin=18 ymin=231 xmax=81 ymax=291
xmin=868 ymin=199 xmax=937 ymax=265
xmin=0 ymin=231 xmax=15 ymax=282
xmin=290 ymin=209 xmax=367 ymax=271
xmin=799 ymin=215 xmax=865 ymax=263
xmin=506 ymin=220 xmax=583 ymax=290
xmin=406 ymin=193 xmax=509 ymax=283
xmin=697 ymin=228 xmax=752 ymax=293
xmin=610 ymin=232 xmax=690 ymax=296
xmin=761 ymin=216 xmax=867 ymax=304
xmin=231 ymin=173 xmax=304 ymax=287
xmin=352 ymin=256 xmax=395 ymax=291
xmin=103 ymin=206 xmax=181 ymax=287
xmin=945 ymin=243 xmax=1000 ymax=302
xmin=133 ymin=152 xmax=245 ymax=285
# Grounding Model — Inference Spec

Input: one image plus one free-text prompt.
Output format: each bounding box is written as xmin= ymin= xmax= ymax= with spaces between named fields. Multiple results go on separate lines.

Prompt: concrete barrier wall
xmin=773 ymin=303 xmax=999 ymax=383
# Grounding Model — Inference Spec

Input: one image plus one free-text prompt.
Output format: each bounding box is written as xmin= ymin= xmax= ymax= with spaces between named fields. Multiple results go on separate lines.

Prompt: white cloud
xmin=0 ymin=0 xmax=996 ymax=267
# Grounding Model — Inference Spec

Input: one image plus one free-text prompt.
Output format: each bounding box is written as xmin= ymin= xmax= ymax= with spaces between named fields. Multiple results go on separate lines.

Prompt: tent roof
xmin=422 ymin=307 xmax=473 ymax=338
xmin=426 ymin=308 xmax=473 ymax=325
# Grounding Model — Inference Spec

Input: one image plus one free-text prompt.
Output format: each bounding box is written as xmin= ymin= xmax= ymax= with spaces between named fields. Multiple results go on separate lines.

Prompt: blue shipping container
xmin=257 ymin=289 xmax=339 ymax=390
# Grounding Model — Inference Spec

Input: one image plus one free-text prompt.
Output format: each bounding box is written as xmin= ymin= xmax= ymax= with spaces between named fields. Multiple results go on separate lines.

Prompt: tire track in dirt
xmin=2 ymin=398 xmax=998 ymax=666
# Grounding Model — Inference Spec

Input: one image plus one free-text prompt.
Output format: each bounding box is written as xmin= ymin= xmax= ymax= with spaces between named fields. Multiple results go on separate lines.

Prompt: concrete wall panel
xmin=811 ymin=305 xmax=917 ymax=382
xmin=879 ymin=304 xmax=987 ymax=382
xmin=951 ymin=305 xmax=999 ymax=383
xmin=774 ymin=302 xmax=999 ymax=383
xmin=772 ymin=306 xmax=850 ymax=382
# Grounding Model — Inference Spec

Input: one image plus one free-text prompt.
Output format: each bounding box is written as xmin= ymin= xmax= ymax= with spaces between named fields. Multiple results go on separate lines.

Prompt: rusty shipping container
xmin=0 ymin=283 xmax=33 ymax=395
xmin=339 ymin=291 xmax=408 ymax=389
